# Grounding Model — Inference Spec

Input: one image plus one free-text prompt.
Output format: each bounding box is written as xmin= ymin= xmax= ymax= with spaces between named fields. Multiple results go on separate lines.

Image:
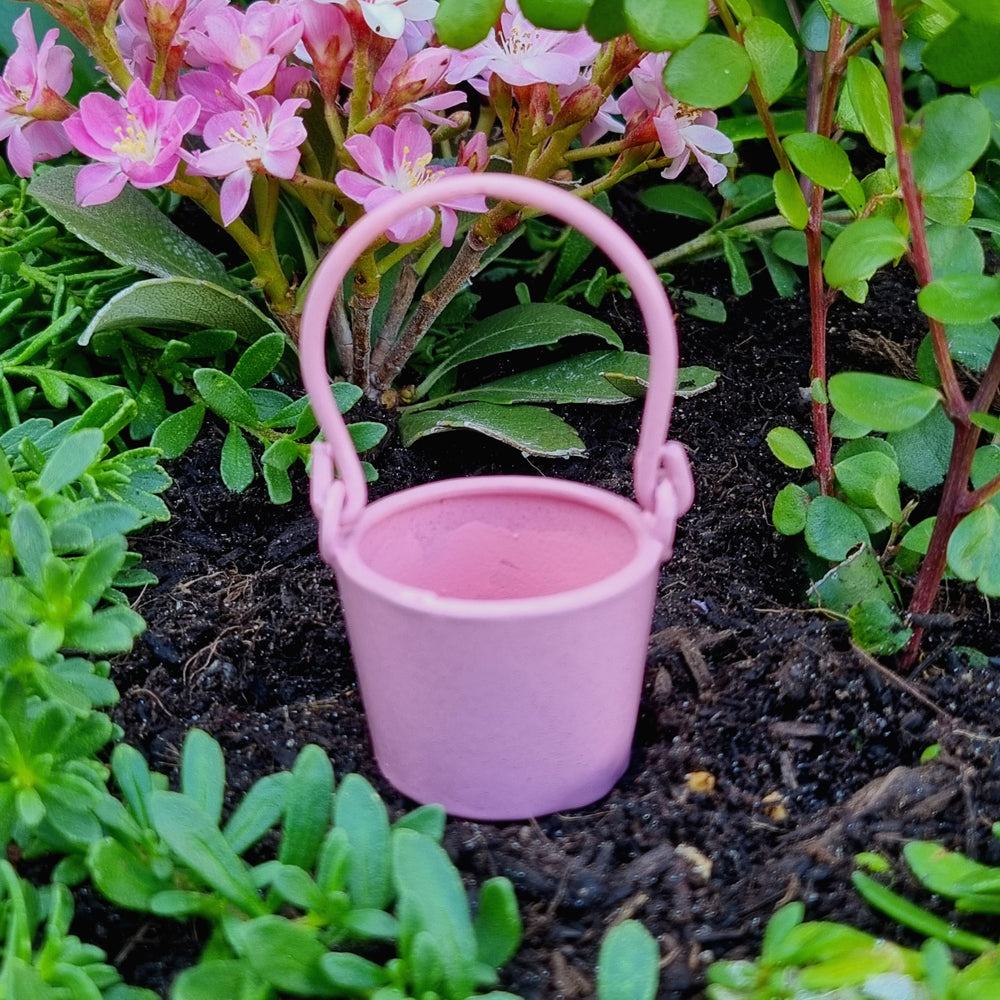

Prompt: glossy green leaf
xmin=220 ymin=425 xmax=254 ymax=493
xmin=834 ymin=451 xmax=902 ymax=521
xmin=474 ymin=878 xmax=522 ymax=969
xmin=782 ymin=133 xmax=852 ymax=191
xmin=414 ymin=303 xmax=622 ymax=401
xmin=927 ymin=225 xmax=984 ymax=279
xmin=844 ymin=57 xmax=893 ymax=154
xmin=924 ymin=171 xmax=976 ymax=226
xmin=827 ymin=0 xmax=879 ymax=25
xmin=151 ymin=405 xmax=206 ymax=460
xmin=519 ymin=0 xmax=592 ymax=29
xmin=596 ymin=921 xmax=660 ymax=1000
xmin=772 ymin=483 xmax=810 ymax=535
xmin=28 ymin=166 xmax=233 ymax=287
xmin=81 ymin=278 xmax=278 ymax=345
xmin=829 ymin=373 xmax=941 ymax=432
xmin=766 ymin=426 xmax=814 ymax=469
xmin=399 ymin=403 xmax=586 ymax=457
xmin=585 ymin=0 xmax=629 ymax=40
xmin=804 ymin=496 xmax=870 ymax=561
xmin=919 ymin=274 xmax=1000 ymax=325
xmin=923 ymin=17 xmax=1000 ymax=86
xmin=823 ymin=218 xmax=907 ymax=290
xmin=744 ymin=17 xmax=798 ymax=105
xmin=434 ymin=0 xmax=503 ymax=47
xmin=663 ymin=34 xmax=753 ymax=108
xmin=905 ymin=841 xmax=1000 ymax=899
xmin=624 ymin=0 xmax=707 ymax=51
xmin=912 ymin=95 xmax=992 ymax=195
xmin=760 ymin=902 xmax=805 ymax=964
xmin=773 ymin=169 xmax=809 ymax=230
xmin=639 ymin=184 xmax=717 ymax=223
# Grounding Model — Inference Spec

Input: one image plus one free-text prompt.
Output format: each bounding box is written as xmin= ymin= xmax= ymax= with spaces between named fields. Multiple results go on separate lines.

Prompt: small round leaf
xmin=766 ymin=426 xmax=814 ymax=469
xmin=664 ymin=34 xmax=752 ymax=109
xmin=804 ymin=496 xmax=870 ymax=561
xmin=828 ymin=373 xmax=941 ymax=433
xmin=918 ymin=274 xmax=1000 ymax=325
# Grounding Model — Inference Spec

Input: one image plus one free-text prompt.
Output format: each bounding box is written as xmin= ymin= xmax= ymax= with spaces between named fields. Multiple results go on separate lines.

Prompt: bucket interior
xmin=355 ymin=490 xmax=641 ymax=600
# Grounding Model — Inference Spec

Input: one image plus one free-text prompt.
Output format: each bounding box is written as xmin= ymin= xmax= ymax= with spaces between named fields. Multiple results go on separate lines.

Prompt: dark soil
xmin=94 ymin=259 xmax=1000 ymax=998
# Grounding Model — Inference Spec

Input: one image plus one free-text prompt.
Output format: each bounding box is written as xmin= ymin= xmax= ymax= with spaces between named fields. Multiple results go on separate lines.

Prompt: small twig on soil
xmin=851 ymin=643 xmax=952 ymax=719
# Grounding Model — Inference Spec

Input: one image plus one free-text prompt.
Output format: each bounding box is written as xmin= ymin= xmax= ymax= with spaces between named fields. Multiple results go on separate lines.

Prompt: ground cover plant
xmin=2 ymin=0 xmax=1000 ymax=997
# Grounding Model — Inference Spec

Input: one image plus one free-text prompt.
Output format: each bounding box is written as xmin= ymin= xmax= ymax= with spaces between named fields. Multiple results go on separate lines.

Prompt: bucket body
xmin=328 ymin=476 xmax=663 ymax=819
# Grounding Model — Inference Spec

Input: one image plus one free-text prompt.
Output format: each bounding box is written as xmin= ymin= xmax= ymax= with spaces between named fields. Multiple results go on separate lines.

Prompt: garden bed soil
xmin=92 ymin=258 xmax=1000 ymax=998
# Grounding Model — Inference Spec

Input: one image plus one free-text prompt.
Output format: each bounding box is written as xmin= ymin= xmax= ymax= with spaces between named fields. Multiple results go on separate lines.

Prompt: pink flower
xmin=323 ymin=0 xmax=438 ymax=39
xmin=185 ymin=0 xmax=303 ymax=93
xmin=186 ymin=93 xmax=308 ymax=225
xmin=64 ymin=79 xmax=199 ymax=205
xmin=446 ymin=0 xmax=599 ymax=94
xmin=620 ymin=53 xmax=733 ymax=187
xmin=293 ymin=0 xmax=353 ymax=99
xmin=335 ymin=114 xmax=487 ymax=246
xmin=0 ymin=10 xmax=75 ymax=177
xmin=116 ymin=0 xmax=229 ymax=74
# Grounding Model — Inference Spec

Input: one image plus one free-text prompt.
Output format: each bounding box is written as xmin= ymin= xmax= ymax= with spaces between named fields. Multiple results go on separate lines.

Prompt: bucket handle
xmin=299 ymin=173 xmax=694 ymax=549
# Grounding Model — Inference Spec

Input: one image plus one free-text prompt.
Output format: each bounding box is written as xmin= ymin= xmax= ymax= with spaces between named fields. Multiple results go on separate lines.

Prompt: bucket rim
xmin=328 ymin=475 xmax=664 ymax=619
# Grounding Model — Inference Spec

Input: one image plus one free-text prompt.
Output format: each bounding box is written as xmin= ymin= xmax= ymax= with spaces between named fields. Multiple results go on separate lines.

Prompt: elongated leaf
xmin=81 ymin=278 xmax=279 ymax=345
xmin=773 ymin=169 xmax=808 ymax=230
xmin=844 ymin=57 xmax=893 ymax=154
xmin=829 ymin=373 xmax=941 ymax=432
xmin=415 ymin=303 xmax=622 ymax=400
xmin=280 ymin=744 xmax=334 ymax=871
xmin=639 ymin=184 xmax=716 ymax=223
xmin=233 ymin=917 xmax=338 ymax=996
xmin=475 ymin=878 xmax=522 ymax=969
xmin=220 ymin=425 xmax=254 ymax=492
xmin=231 ymin=332 xmax=286 ymax=389
xmin=334 ymin=773 xmax=392 ymax=911
xmin=766 ymin=426 xmax=814 ymax=469
xmin=744 ymin=17 xmax=798 ymax=106
xmin=782 ymin=133 xmax=852 ymax=191
xmin=28 ymin=166 xmax=233 ymax=286
xmin=181 ymin=729 xmax=226 ymax=827
xmin=399 ymin=402 xmax=585 ymax=457
xmin=37 ymin=428 xmax=104 ymax=496
xmin=223 ymin=771 xmax=291 ymax=855
xmin=149 ymin=791 xmax=266 ymax=916
xmin=905 ymin=842 xmax=1000 ymax=899
xmin=151 ymin=405 xmax=206 ymax=460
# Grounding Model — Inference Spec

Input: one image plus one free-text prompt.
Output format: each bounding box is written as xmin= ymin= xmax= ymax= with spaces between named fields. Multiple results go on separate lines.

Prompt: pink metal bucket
xmin=300 ymin=174 xmax=694 ymax=820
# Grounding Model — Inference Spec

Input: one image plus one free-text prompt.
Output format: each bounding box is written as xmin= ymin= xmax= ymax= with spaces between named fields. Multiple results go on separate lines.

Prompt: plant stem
xmin=369 ymin=257 xmax=419 ymax=376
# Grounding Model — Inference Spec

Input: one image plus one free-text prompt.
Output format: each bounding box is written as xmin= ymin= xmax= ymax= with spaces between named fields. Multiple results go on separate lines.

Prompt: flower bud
xmin=383 ymin=47 xmax=451 ymax=109
xmin=552 ymin=83 xmax=602 ymax=131
xmin=457 ymin=130 xmax=488 ymax=172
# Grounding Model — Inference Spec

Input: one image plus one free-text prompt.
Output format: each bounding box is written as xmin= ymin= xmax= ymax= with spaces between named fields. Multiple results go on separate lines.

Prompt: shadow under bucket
xmin=300 ymin=174 xmax=694 ymax=820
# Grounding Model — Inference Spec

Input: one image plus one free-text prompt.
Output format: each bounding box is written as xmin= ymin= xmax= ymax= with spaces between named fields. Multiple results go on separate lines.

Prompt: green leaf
xmin=847 ymin=599 xmax=912 ymax=655
xmin=905 ymin=841 xmax=1000 ymax=899
xmin=88 ymin=838 xmax=171 ymax=910
xmin=760 ymin=902 xmax=805 ymax=964
xmin=827 ymin=0 xmax=879 ymax=25
xmin=948 ymin=505 xmax=1000 ymax=596
xmin=181 ymin=729 xmax=226 ymax=827
xmin=826 ymin=221 xmax=893 ymax=294
xmin=37 ymin=428 xmax=104 ymax=496
xmin=81 ymin=278 xmax=279 ymax=345
xmin=919 ymin=274 xmax=1000 ymax=324
xmin=596 ymin=921 xmax=659 ymax=1000
xmin=234 ymin=917 xmax=338 ymax=996
xmin=474 ymin=879 xmax=522 ymax=969
xmin=663 ymin=33 xmax=753 ymax=108
xmin=434 ymin=0 xmax=503 ymax=47
xmin=834 ymin=451 xmax=902 ymax=521
xmin=624 ymin=0 xmax=707 ymax=51
xmin=844 ymin=57 xmax=893 ymax=154
xmin=220 ymin=425 xmax=254 ymax=493
xmin=429 ymin=350 xmax=648 ymax=407
xmin=926 ymin=224 xmax=984 ymax=279
xmin=231 ymin=332 xmax=286 ymax=389
xmin=348 ymin=421 xmax=388 ymax=453
xmin=414 ymin=303 xmax=622 ymax=401
xmin=887 ymin=406 xmax=954 ymax=492
xmin=585 ymin=0 xmax=628 ymax=40
xmin=772 ymin=483 xmax=810 ymax=535
xmin=518 ymin=0 xmax=592 ymax=30
xmin=172 ymin=960 xmax=258 ymax=1000
xmin=11 ymin=502 xmax=51 ymax=580
xmin=829 ymin=373 xmax=941 ymax=432
xmin=398 ymin=403 xmax=585 ymax=458
xmin=334 ymin=773 xmax=392 ymax=911
xmin=223 ymin=771 xmax=291 ymax=855
xmin=809 ymin=544 xmax=895 ymax=612
xmin=782 ymin=133 xmax=852 ymax=191
xmin=149 ymin=791 xmax=266 ymax=916
xmin=320 ymin=953 xmax=390 ymax=993
xmin=912 ymin=95 xmax=992 ymax=194
xmin=773 ymin=169 xmax=809 ymax=230
xmin=721 ymin=234 xmax=752 ymax=296
xmin=194 ymin=369 xmax=259 ymax=425
xmin=28 ymin=166 xmax=234 ymax=287
xmin=766 ymin=426 xmax=814 ymax=469
xmin=923 ymin=17 xmax=1000 ymax=87
xmin=923 ymin=171 xmax=976 ymax=226
xmin=638 ymin=184 xmax=716 ymax=223
xmin=280 ymin=744 xmax=334 ymax=871
xmin=804 ymin=496 xmax=870 ymax=561
xmin=150 ymin=405 xmax=206 ymax=460
xmin=743 ymin=17 xmax=798 ymax=105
